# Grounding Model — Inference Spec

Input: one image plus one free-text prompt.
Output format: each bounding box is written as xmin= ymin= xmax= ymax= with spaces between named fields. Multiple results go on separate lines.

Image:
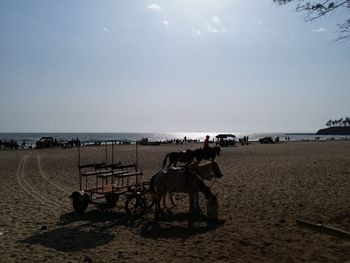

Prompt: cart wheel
xmin=72 ymin=196 xmax=89 ymax=213
xmin=105 ymin=193 xmax=119 ymax=207
xmin=125 ymin=195 xmax=146 ymax=218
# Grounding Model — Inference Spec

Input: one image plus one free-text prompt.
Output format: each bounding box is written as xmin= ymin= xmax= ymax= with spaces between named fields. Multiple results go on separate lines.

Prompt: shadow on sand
xmin=140 ymin=212 xmax=225 ymax=240
xmin=19 ymin=210 xmax=141 ymax=252
xmin=20 ymin=210 xmax=225 ymax=251
xmin=58 ymin=210 xmax=130 ymax=228
xmin=19 ymin=227 xmax=115 ymax=252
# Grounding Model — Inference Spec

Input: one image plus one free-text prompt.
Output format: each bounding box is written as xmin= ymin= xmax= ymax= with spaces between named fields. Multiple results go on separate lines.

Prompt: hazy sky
xmin=1 ymin=0 xmax=349 ymax=133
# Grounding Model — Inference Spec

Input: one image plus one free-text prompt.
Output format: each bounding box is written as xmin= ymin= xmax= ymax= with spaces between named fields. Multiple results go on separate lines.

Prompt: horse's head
xmin=210 ymin=160 xmax=223 ymax=178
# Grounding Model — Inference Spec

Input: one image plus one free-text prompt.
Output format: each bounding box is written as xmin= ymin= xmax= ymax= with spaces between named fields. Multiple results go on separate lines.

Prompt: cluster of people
xmin=158 ymin=138 xmax=200 ymax=145
xmin=140 ymin=137 xmax=149 ymax=143
xmin=175 ymin=137 xmax=200 ymax=144
xmin=0 ymin=140 xmax=19 ymax=150
xmin=62 ymin=138 xmax=81 ymax=148
xmin=238 ymin=136 xmax=249 ymax=145
xmin=35 ymin=137 xmax=81 ymax=149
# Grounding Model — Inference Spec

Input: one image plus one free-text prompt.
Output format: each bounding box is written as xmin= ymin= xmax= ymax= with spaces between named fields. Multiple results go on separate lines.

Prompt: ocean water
xmin=0 ymin=132 xmax=349 ymax=146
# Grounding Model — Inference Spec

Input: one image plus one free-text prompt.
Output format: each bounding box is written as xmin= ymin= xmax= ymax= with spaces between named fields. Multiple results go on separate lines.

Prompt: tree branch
xmin=274 ymin=0 xmax=350 ymax=41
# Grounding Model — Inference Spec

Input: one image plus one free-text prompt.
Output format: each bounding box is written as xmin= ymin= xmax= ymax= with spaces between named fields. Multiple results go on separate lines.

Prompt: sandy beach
xmin=0 ymin=141 xmax=349 ymax=262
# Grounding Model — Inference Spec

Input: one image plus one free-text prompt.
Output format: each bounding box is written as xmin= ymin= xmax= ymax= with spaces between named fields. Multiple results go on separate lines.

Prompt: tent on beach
xmin=215 ymin=134 xmax=236 ymax=139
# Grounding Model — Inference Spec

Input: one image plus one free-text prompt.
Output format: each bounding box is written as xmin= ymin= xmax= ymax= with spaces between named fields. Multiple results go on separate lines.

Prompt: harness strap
xmin=209 ymin=177 xmax=217 ymax=189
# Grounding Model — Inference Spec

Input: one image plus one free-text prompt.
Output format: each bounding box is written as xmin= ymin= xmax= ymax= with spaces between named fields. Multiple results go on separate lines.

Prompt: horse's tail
xmin=149 ymin=174 xmax=156 ymax=194
xmin=148 ymin=173 xmax=159 ymax=209
xmin=162 ymin=153 xmax=169 ymax=169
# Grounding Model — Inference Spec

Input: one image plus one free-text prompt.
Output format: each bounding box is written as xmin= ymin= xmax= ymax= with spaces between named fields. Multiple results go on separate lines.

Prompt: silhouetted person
xmin=203 ymin=135 xmax=210 ymax=150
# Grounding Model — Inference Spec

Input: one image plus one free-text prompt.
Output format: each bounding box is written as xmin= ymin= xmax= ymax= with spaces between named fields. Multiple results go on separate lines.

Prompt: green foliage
xmin=325 ymin=116 xmax=350 ymax=127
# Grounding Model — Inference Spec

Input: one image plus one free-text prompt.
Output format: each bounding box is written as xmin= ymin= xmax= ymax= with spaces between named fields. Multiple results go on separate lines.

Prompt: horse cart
xmin=70 ymin=140 xmax=151 ymax=217
xmin=216 ymin=134 xmax=236 ymax=147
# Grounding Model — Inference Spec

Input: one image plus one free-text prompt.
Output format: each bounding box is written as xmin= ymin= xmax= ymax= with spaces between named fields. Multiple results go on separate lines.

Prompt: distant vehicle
xmin=216 ymin=134 xmax=236 ymax=147
xmin=259 ymin=137 xmax=274 ymax=144
xmin=138 ymin=138 xmax=161 ymax=146
xmin=36 ymin=137 xmax=54 ymax=149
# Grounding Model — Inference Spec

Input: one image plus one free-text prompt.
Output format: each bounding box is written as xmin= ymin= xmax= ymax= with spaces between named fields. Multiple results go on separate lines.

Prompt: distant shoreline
xmin=285 ymin=133 xmax=316 ymax=135
xmin=316 ymin=126 xmax=350 ymax=135
xmin=0 ymin=132 xmax=349 ymax=144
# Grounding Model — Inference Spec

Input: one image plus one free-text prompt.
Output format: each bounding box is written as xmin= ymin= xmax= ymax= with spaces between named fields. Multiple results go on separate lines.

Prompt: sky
xmin=1 ymin=0 xmax=349 ymax=133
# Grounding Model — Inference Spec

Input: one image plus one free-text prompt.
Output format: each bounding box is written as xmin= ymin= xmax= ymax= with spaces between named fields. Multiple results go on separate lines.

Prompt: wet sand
xmin=0 ymin=141 xmax=349 ymax=262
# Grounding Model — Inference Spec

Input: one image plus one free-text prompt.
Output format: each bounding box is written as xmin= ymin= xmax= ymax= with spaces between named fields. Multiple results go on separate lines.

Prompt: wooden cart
xmin=70 ymin=140 xmax=151 ymax=217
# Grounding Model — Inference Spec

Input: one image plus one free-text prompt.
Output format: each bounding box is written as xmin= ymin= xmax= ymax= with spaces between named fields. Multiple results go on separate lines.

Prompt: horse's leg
xmin=154 ymin=191 xmax=164 ymax=220
xmin=154 ymin=195 xmax=159 ymax=220
xmin=189 ymin=193 xmax=195 ymax=214
xmin=195 ymin=192 xmax=200 ymax=212
xmin=162 ymin=190 xmax=175 ymax=208
xmin=169 ymin=192 xmax=176 ymax=207
xmin=162 ymin=190 xmax=167 ymax=208
xmin=190 ymin=191 xmax=202 ymax=215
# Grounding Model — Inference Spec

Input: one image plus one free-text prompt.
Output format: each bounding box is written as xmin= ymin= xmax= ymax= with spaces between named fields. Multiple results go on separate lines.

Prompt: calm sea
xmin=0 ymin=132 xmax=348 ymax=146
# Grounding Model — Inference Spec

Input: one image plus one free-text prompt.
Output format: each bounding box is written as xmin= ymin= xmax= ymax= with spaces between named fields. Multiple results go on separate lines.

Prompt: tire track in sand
xmin=16 ymin=155 xmax=66 ymax=210
xmin=37 ymin=155 xmax=71 ymax=195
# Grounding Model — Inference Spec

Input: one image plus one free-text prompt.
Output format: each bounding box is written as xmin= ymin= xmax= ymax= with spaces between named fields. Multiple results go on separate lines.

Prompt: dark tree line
xmin=325 ymin=116 xmax=350 ymax=127
xmin=274 ymin=0 xmax=350 ymax=41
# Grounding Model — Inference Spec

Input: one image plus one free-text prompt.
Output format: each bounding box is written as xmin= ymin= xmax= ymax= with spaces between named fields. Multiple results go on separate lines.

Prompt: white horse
xmin=162 ymin=161 xmax=222 ymax=208
xmin=149 ymin=161 xmax=223 ymax=219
